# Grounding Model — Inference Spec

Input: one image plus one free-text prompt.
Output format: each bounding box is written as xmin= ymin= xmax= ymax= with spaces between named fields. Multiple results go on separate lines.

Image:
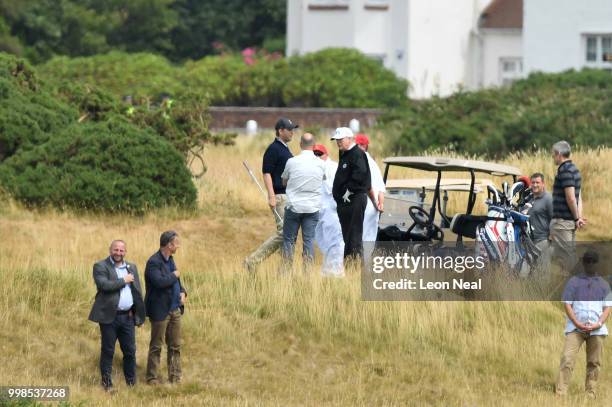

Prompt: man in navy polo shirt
xmin=245 ymin=118 xmax=298 ymax=272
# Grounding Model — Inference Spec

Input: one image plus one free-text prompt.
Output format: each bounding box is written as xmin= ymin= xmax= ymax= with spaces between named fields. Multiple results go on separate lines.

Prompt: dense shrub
xmin=39 ymin=52 xmax=182 ymax=98
xmin=380 ymin=69 xmax=612 ymax=158
xmin=0 ymin=52 xmax=201 ymax=213
xmin=0 ymin=118 xmax=197 ymax=213
xmin=0 ymin=56 xmax=77 ymax=161
xmin=39 ymin=49 xmax=409 ymax=108
xmin=282 ymin=48 xmax=407 ymax=108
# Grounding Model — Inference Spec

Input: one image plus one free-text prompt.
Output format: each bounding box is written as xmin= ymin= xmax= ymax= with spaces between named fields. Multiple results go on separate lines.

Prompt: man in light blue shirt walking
xmin=555 ymin=250 xmax=611 ymax=397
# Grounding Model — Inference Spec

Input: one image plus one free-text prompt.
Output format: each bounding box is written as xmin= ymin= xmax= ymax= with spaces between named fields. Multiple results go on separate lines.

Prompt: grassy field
xmin=0 ymin=133 xmax=611 ymax=406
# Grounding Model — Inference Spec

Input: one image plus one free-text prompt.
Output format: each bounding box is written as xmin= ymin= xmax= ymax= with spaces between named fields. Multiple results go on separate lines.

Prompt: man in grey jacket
xmin=88 ymin=240 xmax=145 ymax=391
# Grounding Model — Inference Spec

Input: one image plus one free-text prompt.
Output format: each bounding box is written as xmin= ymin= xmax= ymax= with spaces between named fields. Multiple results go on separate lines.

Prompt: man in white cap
xmin=355 ymin=134 xmax=385 ymax=261
xmin=331 ymin=127 xmax=375 ymax=263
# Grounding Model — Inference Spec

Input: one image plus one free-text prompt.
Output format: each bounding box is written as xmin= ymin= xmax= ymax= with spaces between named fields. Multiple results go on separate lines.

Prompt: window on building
xmin=584 ymin=34 xmax=612 ymax=67
xmin=365 ymin=0 xmax=389 ymax=10
xmin=308 ymin=0 xmax=350 ymax=10
xmin=499 ymin=57 xmax=523 ymax=86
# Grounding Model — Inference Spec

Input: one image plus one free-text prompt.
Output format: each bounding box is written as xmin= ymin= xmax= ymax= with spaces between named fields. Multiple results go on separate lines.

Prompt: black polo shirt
xmin=262 ymin=138 xmax=293 ymax=194
xmin=332 ymin=144 xmax=371 ymax=203
xmin=553 ymin=160 xmax=582 ymax=220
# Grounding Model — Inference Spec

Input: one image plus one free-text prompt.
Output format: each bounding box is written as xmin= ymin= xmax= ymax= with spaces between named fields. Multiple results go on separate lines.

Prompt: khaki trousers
xmin=245 ymin=194 xmax=286 ymax=269
xmin=556 ymin=332 xmax=605 ymax=395
xmin=146 ymin=309 xmax=182 ymax=383
xmin=550 ymin=218 xmax=577 ymax=270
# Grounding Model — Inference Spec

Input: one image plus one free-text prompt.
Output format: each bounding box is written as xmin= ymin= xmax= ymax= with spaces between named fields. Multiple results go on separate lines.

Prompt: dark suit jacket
xmin=144 ymin=251 xmax=187 ymax=322
xmin=88 ymin=258 xmax=146 ymax=326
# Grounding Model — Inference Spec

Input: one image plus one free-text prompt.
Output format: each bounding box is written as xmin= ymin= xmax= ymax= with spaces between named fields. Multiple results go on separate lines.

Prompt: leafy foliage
xmin=0 ymin=52 xmax=200 ymax=213
xmin=0 ymin=118 xmax=197 ymax=213
xmin=379 ymin=69 xmax=612 ymax=158
xmin=40 ymin=49 xmax=409 ymax=108
xmin=0 ymin=0 xmax=286 ymax=63
xmin=0 ymin=55 xmax=76 ymax=161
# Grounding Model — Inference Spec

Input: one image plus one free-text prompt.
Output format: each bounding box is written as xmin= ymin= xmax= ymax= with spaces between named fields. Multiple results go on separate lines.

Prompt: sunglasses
xmin=314 ymin=151 xmax=324 ymax=157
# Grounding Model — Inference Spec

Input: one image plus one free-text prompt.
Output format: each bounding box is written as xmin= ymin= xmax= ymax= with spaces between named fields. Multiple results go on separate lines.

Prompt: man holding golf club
xmin=244 ymin=117 xmax=298 ymax=272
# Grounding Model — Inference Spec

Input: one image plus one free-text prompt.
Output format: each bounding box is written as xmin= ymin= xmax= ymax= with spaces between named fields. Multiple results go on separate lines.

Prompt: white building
xmin=287 ymin=0 xmax=612 ymax=99
xmin=523 ymin=0 xmax=612 ymax=74
xmin=474 ymin=0 xmax=523 ymax=88
xmin=287 ymin=0 xmax=490 ymax=98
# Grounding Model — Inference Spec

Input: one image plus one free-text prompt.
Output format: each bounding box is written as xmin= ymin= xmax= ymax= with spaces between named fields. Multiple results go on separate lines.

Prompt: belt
xmin=116 ymin=309 xmax=133 ymax=315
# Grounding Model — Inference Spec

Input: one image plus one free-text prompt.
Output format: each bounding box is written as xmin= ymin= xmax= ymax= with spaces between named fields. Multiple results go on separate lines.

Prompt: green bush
xmin=0 ymin=56 xmax=77 ymax=161
xmin=38 ymin=52 xmax=182 ymax=98
xmin=0 ymin=118 xmax=197 ymax=213
xmin=380 ymin=69 xmax=612 ymax=157
xmin=283 ymin=48 xmax=408 ymax=108
xmin=0 ymin=52 xmax=201 ymax=213
xmin=39 ymin=49 xmax=409 ymax=108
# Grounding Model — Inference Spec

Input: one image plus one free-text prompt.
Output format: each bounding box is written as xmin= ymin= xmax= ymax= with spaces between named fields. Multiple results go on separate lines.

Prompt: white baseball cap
xmin=331 ymin=127 xmax=354 ymax=140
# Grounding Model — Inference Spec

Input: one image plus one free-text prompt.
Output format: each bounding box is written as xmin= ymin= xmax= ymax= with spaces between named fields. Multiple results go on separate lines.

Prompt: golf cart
xmin=377 ymin=156 xmax=522 ymax=242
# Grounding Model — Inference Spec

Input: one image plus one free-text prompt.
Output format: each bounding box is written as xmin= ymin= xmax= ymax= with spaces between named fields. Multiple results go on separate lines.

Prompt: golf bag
xmin=475 ymin=178 xmax=540 ymax=275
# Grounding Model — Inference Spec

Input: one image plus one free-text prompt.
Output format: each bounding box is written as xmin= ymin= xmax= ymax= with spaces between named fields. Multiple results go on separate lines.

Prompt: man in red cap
xmin=313 ymin=144 xmax=344 ymax=277
xmin=355 ymin=134 xmax=385 ymax=260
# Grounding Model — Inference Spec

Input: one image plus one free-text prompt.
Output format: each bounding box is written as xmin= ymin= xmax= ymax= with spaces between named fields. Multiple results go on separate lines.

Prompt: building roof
xmin=479 ymin=0 xmax=523 ymax=29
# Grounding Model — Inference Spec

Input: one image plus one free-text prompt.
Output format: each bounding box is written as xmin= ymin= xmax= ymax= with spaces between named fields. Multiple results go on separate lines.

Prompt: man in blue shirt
xmin=244 ymin=117 xmax=298 ymax=272
xmin=88 ymin=240 xmax=145 ymax=391
xmin=556 ymin=251 xmax=611 ymax=397
xmin=145 ymin=230 xmax=186 ymax=385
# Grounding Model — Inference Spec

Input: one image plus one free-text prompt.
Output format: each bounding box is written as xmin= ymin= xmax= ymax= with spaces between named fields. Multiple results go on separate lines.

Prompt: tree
xmin=0 ymin=0 xmax=287 ymax=62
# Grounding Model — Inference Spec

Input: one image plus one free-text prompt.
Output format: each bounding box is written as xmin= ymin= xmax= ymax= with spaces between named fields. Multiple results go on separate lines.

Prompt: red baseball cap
xmin=313 ymin=144 xmax=328 ymax=155
xmin=355 ymin=133 xmax=369 ymax=146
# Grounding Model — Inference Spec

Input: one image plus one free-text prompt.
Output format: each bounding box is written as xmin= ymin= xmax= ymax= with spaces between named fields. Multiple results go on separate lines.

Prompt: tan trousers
xmin=550 ymin=218 xmax=577 ymax=270
xmin=556 ymin=332 xmax=605 ymax=395
xmin=245 ymin=194 xmax=286 ymax=269
xmin=146 ymin=309 xmax=182 ymax=383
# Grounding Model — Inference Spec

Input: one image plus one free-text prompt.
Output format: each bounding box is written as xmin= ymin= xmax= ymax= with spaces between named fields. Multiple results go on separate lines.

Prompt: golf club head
xmin=487 ymin=185 xmax=500 ymax=204
xmin=510 ymin=182 xmax=525 ymax=202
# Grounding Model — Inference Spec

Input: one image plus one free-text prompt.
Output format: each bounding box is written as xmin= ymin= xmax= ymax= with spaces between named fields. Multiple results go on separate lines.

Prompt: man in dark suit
xmin=145 ymin=230 xmax=187 ymax=385
xmin=88 ymin=240 xmax=145 ymax=391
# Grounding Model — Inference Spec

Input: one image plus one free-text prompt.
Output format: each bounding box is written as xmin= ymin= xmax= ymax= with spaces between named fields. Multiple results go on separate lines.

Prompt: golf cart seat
xmin=377 ymin=224 xmax=430 ymax=242
xmin=450 ymin=214 xmax=491 ymax=239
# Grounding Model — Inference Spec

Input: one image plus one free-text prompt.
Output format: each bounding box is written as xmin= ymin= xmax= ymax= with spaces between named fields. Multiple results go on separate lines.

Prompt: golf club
xmin=242 ymin=161 xmax=283 ymax=225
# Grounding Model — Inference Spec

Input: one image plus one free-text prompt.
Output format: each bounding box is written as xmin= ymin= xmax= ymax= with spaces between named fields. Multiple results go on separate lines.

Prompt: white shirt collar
xmin=109 ymin=256 xmax=126 ymax=268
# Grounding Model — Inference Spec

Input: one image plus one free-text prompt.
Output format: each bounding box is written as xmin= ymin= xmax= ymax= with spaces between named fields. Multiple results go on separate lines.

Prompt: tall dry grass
xmin=0 ymin=134 xmax=610 ymax=406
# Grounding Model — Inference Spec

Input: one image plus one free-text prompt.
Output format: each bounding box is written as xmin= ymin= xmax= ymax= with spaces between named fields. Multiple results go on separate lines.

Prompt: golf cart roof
xmin=385 ymin=178 xmax=493 ymax=192
xmin=383 ymin=156 xmax=522 ymax=176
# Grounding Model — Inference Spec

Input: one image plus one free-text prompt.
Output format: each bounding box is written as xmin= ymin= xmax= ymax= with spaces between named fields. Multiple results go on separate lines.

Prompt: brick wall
xmin=209 ymin=106 xmax=384 ymax=131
